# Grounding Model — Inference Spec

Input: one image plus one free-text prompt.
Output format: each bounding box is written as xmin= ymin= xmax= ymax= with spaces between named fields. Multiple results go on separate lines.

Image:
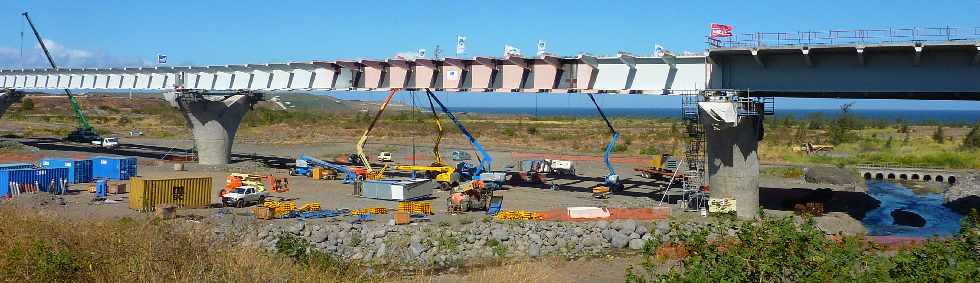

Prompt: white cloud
xmin=0 ymin=39 xmax=143 ymax=69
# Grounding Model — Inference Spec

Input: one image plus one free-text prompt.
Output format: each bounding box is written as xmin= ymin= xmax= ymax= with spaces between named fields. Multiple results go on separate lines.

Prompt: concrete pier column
xmin=0 ymin=89 xmax=24 ymax=119
xmin=700 ymin=101 xmax=762 ymax=220
xmin=164 ymin=91 xmax=257 ymax=165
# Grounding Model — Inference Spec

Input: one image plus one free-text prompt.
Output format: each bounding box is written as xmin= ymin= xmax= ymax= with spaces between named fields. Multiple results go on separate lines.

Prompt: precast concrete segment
xmin=0 ymin=89 xmax=24 ymax=119
xmin=164 ymin=93 xmax=253 ymax=165
xmin=700 ymin=101 xmax=762 ymax=220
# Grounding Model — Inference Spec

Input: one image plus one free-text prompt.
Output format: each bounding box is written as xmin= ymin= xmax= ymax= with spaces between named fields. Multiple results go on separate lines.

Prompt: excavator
xmin=587 ymin=93 xmax=622 ymax=198
xmin=21 ymin=12 xmax=102 ymax=143
xmin=393 ymin=91 xmax=459 ymax=190
xmin=425 ymin=89 xmax=505 ymax=212
xmin=353 ymin=88 xmax=400 ymax=181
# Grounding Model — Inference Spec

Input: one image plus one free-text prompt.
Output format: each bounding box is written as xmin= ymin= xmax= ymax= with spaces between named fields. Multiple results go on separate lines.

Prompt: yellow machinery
xmin=355 ymin=88 xmax=400 ymax=181
xmin=792 ymin=143 xmax=834 ymax=154
xmin=392 ymin=92 xmax=458 ymax=189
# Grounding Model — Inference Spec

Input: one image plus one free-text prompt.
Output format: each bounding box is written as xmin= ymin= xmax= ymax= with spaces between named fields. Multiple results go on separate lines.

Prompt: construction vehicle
xmin=293 ymin=155 xmax=357 ymax=184
xmin=21 ymin=12 xmax=102 ymax=143
xmin=587 ymin=93 xmax=623 ymax=192
xmin=634 ymin=154 xmax=680 ymax=181
xmin=792 ymin=143 xmax=834 ymax=154
xmin=425 ymin=89 xmax=506 ymax=212
xmin=353 ymin=89 xmax=399 ymax=181
xmin=393 ymin=90 xmax=459 ymax=189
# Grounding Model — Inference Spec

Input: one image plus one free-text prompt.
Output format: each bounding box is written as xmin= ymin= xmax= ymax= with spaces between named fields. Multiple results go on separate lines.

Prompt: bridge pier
xmin=0 ymin=89 xmax=24 ymax=119
xmin=164 ymin=90 xmax=260 ymax=165
xmin=700 ymin=99 xmax=763 ymax=220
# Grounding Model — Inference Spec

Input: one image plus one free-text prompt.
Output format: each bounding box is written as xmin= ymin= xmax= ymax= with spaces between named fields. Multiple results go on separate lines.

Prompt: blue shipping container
xmin=0 ymin=168 xmax=69 ymax=196
xmin=40 ymin=158 xmax=94 ymax=184
xmin=0 ymin=163 xmax=35 ymax=171
xmin=91 ymin=156 xmax=138 ymax=180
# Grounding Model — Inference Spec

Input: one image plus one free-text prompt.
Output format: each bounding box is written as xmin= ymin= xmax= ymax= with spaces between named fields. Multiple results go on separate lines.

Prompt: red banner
xmin=710 ymin=23 xmax=733 ymax=38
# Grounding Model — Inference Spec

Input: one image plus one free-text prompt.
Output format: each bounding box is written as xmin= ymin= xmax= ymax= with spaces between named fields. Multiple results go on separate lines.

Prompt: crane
xmin=587 ymin=93 xmax=623 ymax=192
xmin=21 ymin=12 xmax=101 ymax=143
xmin=354 ymin=88 xmax=400 ymax=180
xmin=392 ymin=91 xmax=459 ymax=189
xmin=425 ymin=89 xmax=504 ymax=213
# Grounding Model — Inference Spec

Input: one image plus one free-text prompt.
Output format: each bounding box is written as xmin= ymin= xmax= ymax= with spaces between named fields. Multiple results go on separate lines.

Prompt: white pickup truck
xmin=221 ymin=186 xmax=269 ymax=207
xmin=91 ymin=137 xmax=119 ymax=149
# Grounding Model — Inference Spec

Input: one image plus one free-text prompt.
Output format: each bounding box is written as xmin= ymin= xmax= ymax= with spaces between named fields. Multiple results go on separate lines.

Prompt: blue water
xmin=449 ymin=107 xmax=980 ymax=123
xmin=862 ymin=181 xmax=962 ymax=237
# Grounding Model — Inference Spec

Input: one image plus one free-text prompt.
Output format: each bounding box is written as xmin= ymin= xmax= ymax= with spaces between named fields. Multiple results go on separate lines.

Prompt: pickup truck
xmin=378 ymin=151 xmax=393 ymax=162
xmin=221 ymin=186 xmax=268 ymax=207
xmin=91 ymin=137 xmax=119 ymax=149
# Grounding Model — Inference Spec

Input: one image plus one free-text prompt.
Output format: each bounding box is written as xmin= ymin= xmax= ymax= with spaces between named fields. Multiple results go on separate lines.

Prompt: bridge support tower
xmin=164 ymin=90 xmax=261 ymax=165
xmin=698 ymin=93 xmax=771 ymax=220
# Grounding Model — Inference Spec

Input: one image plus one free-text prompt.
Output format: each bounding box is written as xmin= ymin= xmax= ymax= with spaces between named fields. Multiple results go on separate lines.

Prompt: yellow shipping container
xmin=129 ymin=177 xmax=213 ymax=211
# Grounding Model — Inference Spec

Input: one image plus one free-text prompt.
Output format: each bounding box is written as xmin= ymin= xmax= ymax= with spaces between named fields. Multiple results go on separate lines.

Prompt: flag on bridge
xmin=710 ymin=23 xmax=733 ymax=38
xmin=157 ymin=54 xmax=168 ymax=64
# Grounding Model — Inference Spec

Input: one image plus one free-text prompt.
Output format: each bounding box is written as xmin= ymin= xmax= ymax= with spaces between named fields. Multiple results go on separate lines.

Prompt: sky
xmin=2 ymin=0 xmax=980 ymax=110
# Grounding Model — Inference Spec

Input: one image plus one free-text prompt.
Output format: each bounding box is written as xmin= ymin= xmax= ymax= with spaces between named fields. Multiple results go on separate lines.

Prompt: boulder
xmin=628 ymin=239 xmax=645 ymax=250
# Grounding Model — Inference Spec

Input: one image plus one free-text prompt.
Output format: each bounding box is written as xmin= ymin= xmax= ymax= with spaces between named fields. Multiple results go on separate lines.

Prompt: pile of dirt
xmin=802 ymin=166 xmax=859 ymax=186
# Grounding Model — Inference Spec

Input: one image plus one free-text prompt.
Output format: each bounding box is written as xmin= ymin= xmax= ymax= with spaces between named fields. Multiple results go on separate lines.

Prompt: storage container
xmin=0 ymin=163 xmax=35 ymax=171
xmin=359 ymin=178 xmax=436 ymax=201
xmin=91 ymin=156 xmax=138 ymax=180
xmin=40 ymin=158 xmax=94 ymax=184
xmin=0 ymin=168 xmax=69 ymax=196
xmin=129 ymin=177 xmax=212 ymax=211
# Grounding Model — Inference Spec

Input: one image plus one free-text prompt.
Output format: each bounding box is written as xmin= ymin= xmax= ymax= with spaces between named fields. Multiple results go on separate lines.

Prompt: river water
xmin=862 ymin=181 xmax=962 ymax=237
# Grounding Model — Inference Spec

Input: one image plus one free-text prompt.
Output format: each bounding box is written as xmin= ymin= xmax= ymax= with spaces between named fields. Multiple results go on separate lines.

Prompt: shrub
xmin=963 ymin=124 xmax=980 ymax=149
xmin=20 ymin=98 xmax=34 ymax=111
xmin=933 ymin=126 xmax=945 ymax=144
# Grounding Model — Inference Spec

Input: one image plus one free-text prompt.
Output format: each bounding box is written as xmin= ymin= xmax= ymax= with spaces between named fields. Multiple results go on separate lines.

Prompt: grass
xmin=0 ymin=206 xmax=374 ymax=282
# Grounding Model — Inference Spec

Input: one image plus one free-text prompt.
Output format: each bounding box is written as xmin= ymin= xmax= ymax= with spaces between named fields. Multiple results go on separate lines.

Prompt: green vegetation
xmin=933 ymin=125 xmax=945 ymax=144
xmin=627 ymin=210 xmax=980 ymax=282
xmin=20 ymin=98 xmax=34 ymax=110
xmin=964 ymin=124 xmax=980 ymax=149
xmin=761 ymin=166 xmax=804 ymax=178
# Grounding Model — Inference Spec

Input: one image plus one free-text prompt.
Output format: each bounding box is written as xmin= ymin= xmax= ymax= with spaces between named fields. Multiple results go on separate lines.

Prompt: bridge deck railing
xmin=708 ymin=26 xmax=980 ymax=49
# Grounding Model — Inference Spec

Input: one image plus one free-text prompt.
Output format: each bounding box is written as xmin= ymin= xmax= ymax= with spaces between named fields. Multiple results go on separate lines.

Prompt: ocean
xmin=448 ymin=107 xmax=980 ymax=123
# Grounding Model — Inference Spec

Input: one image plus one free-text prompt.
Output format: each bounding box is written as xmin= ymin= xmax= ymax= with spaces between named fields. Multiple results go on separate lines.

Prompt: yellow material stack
xmin=351 ymin=207 xmax=388 ymax=215
xmin=299 ymin=202 xmax=322 ymax=212
xmin=397 ymin=201 xmax=434 ymax=215
xmin=495 ymin=210 xmax=543 ymax=221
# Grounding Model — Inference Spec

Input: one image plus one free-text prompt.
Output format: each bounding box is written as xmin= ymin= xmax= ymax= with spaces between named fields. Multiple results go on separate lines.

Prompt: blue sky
xmin=2 ymin=0 xmax=980 ymax=110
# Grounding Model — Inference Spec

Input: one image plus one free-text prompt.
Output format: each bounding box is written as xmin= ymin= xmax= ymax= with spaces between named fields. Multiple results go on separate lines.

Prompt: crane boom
xmin=587 ymin=93 xmax=619 ymax=181
xmin=426 ymin=93 xmax=446 ymax=166
xmin=424 ymin=89 xmax=492 ymax=178
xmin=355 ymin=88 xmax=400 ymax=178
xmin=21 ymin=12 xmax=95 ymax=134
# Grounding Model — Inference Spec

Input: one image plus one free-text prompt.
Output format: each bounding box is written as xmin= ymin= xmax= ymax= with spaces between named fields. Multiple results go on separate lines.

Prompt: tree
xmin=897 ymin=124 xmax=910 ymax=134
xmin=932 ymin=125 xmax=945 ymax=144
xmin=963 ymin=124 xmax=980 ymax=149
xmin=827 ymin=103 xmax=856 ymax=145
xmin=884 ymin=136 xmax=893 ymax=149
xmin=20 ymin=98 xmax=34 ymax=111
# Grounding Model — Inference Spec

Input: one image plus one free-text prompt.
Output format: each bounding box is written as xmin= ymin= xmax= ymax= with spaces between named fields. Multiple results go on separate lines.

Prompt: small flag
xmin=504 ymin=45 xmax=521 ymax=56
xmin=710 ymin=23 xmax=733 ymax=38
xmin=157 ymin=54 xmax=167 ymax=64
xmin=537 ymin=40 xmax=547 ymax=56
xmin=456 ymin=35 xmax=466 ymax=55
xmin=417 ymin=49 xmax=426 ymax=58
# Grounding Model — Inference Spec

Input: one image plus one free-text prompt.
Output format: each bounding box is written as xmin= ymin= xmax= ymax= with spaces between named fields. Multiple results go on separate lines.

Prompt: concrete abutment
xmin=164 ymin=91 xmax=259 ymax=165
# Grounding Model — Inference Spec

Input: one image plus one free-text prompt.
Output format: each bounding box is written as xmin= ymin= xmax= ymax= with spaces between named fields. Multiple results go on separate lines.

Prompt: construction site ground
xmin=0 ymin=136 xmax=865 ymax=231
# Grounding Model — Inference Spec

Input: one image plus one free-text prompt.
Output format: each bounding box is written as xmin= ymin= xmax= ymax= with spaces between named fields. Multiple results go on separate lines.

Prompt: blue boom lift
xmin=293 ymin=154 xmax=358 ymax=184
xmin=425 ymin=89 xmax=505 ymax=213
xmin=587 ymin=93 xmax=623 ymax=193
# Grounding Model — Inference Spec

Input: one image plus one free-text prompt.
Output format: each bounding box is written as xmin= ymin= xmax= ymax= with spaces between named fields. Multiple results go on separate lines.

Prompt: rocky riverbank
xmin=252 ymin=219 xmax=677 ymax=268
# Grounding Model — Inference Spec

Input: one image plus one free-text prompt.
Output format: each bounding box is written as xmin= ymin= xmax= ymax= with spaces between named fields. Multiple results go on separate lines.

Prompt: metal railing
xmin=707 ymin=26 xmax=980 ymax=49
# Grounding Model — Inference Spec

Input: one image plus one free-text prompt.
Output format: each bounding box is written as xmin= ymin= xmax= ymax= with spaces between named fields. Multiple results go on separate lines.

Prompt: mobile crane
xmin=425 ymin=89 xmax=505 ymax=212
xmin=354 ymin=88 xmax=400 ymax=181
xmin=21 ymin=12 xmax=102 ymax=143
xmin=587 ymin=93 xmax=623 ymax=195
xmin=393 ymin=92 xmax=458 ymax=189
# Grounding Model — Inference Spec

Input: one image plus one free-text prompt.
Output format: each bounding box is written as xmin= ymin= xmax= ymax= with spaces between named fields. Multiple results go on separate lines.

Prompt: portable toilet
xmin=91 ymin=156 xmax=138 ymax=180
